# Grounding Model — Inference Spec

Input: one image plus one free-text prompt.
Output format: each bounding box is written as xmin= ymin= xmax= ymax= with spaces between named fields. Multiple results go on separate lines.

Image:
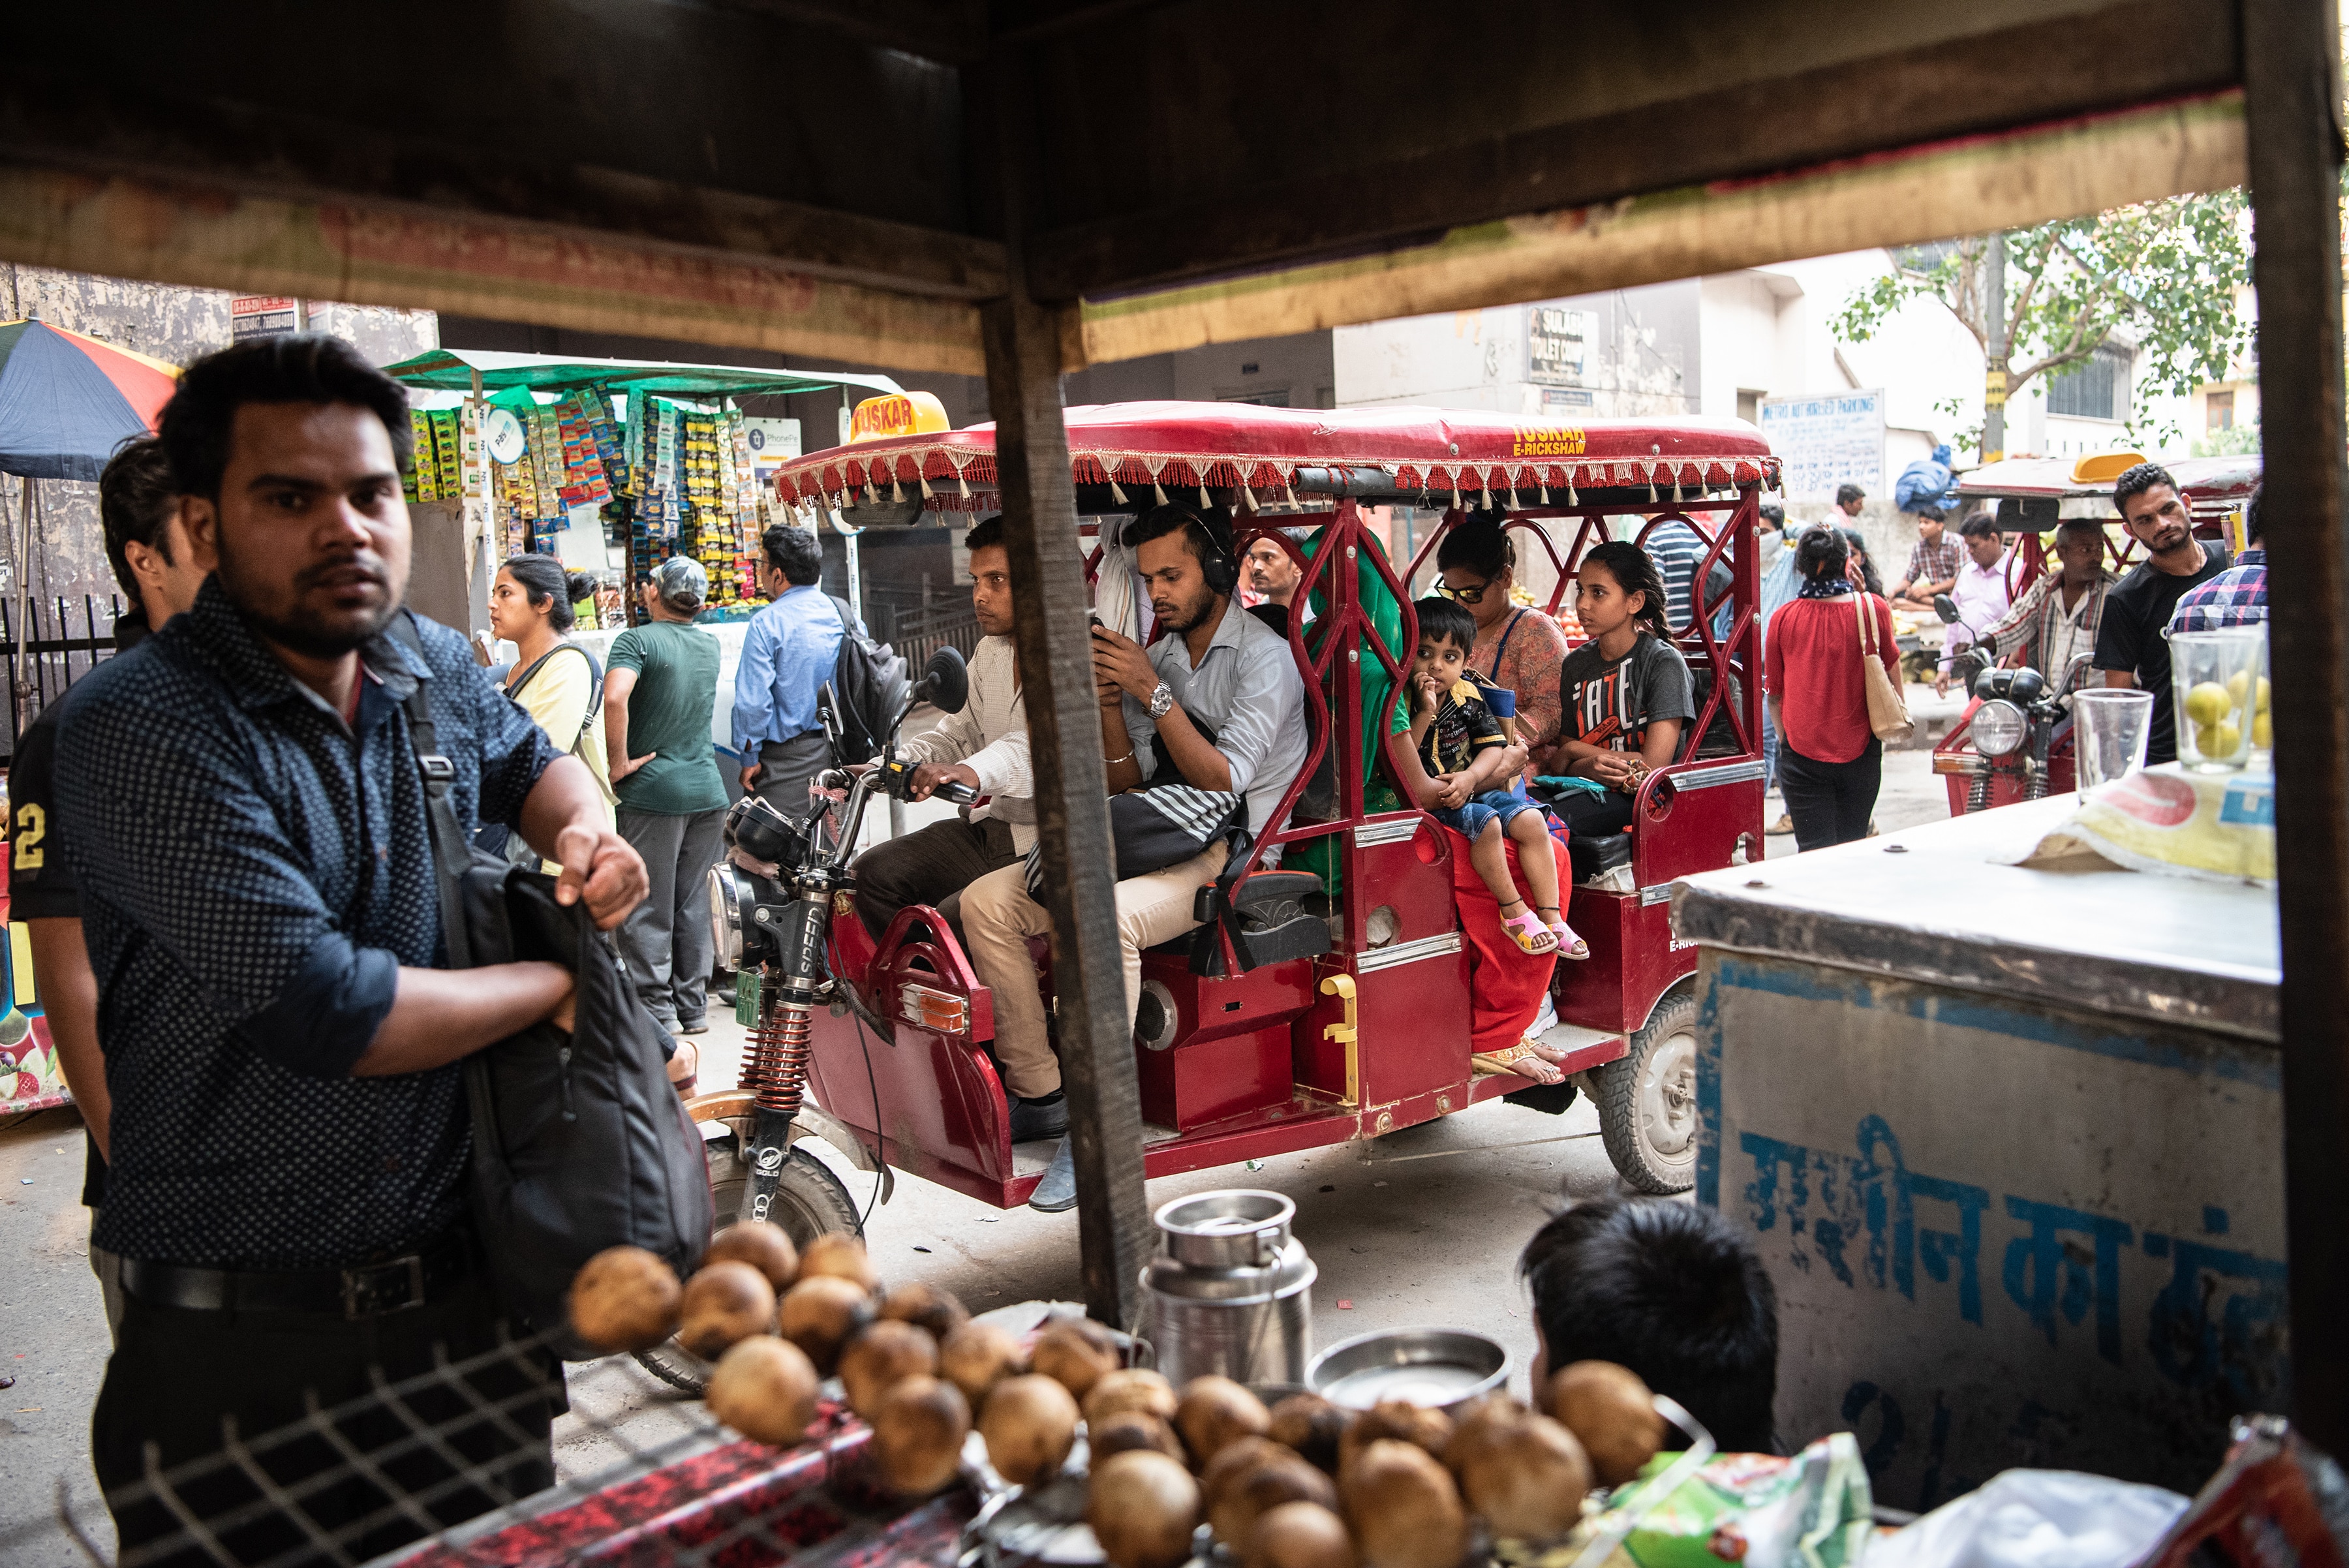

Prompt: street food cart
xmin=1675 ymin=795 xmax=2283 ymax=1506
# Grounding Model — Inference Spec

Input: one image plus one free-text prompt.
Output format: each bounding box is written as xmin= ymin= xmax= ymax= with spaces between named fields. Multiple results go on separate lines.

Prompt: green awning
xmin=380 ymin=348 xmax=904 ymax=401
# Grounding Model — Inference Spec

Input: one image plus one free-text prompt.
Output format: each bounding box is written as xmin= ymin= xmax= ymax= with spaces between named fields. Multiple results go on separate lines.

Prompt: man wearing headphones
xmin=960 ymin=503 xmax=1308 ymax=1210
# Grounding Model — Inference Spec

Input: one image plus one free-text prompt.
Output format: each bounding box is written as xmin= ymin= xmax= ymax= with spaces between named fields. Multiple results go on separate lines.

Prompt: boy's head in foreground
xmin=1520 ymin=1197 xmax=1779 ymax=1453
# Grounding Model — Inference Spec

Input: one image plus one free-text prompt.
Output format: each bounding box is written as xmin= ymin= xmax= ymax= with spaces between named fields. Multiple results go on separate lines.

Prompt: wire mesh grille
xmin=9 ymin=1329 xmax=967 ymax=1568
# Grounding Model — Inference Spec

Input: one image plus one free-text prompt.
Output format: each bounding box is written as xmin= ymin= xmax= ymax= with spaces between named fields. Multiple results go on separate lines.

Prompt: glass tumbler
xmin=2071 ymin=688 xmax=2153 ymax=793
xmin=2169 ymin=626 xmax=2267 ymax=773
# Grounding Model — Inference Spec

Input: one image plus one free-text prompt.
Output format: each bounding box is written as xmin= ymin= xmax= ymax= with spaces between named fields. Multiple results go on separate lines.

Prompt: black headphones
xmin=1182 ymin=509 xmax=1240 ymax=596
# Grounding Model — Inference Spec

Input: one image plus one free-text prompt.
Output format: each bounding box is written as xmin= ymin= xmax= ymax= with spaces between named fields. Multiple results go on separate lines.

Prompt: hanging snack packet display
xmin=427 ymin=410 xmax=462 ymax=501
xmin=405 ymin=410 xmax=434 ymax=502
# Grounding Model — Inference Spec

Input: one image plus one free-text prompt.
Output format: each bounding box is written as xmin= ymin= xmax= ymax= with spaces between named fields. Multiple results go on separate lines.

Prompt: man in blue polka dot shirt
xmin=57 ymin=336 xmax=649 ymax=1563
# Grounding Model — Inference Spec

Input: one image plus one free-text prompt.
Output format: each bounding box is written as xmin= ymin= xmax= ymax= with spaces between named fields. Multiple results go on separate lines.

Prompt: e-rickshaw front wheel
xmin=632 ymin=1138 xmax=861 ymax=1395
xmin=1593 ymin=985 xmax=1700 ymax=1194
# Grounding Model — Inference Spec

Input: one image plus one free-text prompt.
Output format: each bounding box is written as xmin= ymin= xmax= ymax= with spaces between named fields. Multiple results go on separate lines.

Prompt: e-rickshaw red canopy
xmin=771 ymin=402 xmax=1781 ymax=514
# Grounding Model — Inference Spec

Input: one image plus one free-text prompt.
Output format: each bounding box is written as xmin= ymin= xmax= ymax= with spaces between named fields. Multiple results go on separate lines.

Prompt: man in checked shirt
xmin=1948 ymin=518 xmax=2119 ymax=701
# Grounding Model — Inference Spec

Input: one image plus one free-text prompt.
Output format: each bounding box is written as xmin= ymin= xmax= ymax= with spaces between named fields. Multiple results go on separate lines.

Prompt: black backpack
xmin=393 ymin=615 xmax=712 ymax=1359
xmin=825 ymin=592 xmax=910 ymax=765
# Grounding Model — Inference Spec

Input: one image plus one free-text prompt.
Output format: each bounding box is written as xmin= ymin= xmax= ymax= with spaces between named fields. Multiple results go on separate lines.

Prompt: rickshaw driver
xmin=847 ymin=515 xmax=1037 ymax=961
xmin=1963 ymin=517 xmax=2118 ymax=699
xmin=959 ymin=504 xmax=1308 ymax=1212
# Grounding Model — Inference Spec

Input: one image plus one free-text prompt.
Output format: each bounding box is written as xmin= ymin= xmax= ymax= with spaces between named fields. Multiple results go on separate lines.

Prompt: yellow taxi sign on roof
xmin=2070 ymin=450 xmax=2148 ymax=485
xmin=848 ymin=390 xmax=951 ymax=442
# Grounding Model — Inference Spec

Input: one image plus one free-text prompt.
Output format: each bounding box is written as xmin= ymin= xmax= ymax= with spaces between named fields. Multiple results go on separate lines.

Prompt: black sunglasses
xmin=1436 ymin=580 xmax=1489 ymax=605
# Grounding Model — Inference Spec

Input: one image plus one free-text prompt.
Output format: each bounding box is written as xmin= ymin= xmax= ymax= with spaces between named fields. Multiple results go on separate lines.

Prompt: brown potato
xmin=1031 ymin=1318 xmax=1122 ymax=1402
xmin=1208 ymin=1451 xmax=1338 ymax=1552
xmin=1174 ymin=1376 xmax=1271 ymax=1471
xmin=1267 ymin=1392 xmax=1352 ymax=1475
xmin=1092 ymin=1411 xmax=1187 ymax=1464
xmin=1084 ymin=1368 xmax=1178 ymax=1428
xmin=1440 ymin=1394 xmax=1529 ymax=1484
xmin=705 ymin=1335 xmax=820 ymax=1446
xmin=1546 ymin=1360 xmax=1664 ymax=1487
xmin=939 ymin=1319 xmax=1027 ymax=1409
xmin=1244 ymin=1501 xmax=1357 ymax=1568
xmin=1203 ymin=1436 xmax=1293 ymax=1498
xmin=797 ymin=1231 xmax=880 ymax=1291
xmin=678 ymin=1260 xmax=778 ymax=1360
xmin=1088 ymin=1449 xmax=1202 ymax=1568
xmin=1339 ymin=1440 xmax=1468 ymax=1568
xmin=870 ymin=1376 xmax=970 ymax=1497
xmin=567 ymin=1246 xmax=683 ymax=1353
xmin=979 ymin=1373 xmax=1080 ymax=1485
xmin=1336 ymin=1400 xmax=1453 ymax=1476
xmin=880 ymin=1282 xmax=969 ymax=1342
xmin=703 ymin=1221 xmax=799 ymax=1292
xmin=1454 ymin=1411 xmax=1589 ymax=1543
xmin=778 ymin=1273 xmax=874 ymax=1375
xmin=838 ymin=1319 xmax=939 ymax=1419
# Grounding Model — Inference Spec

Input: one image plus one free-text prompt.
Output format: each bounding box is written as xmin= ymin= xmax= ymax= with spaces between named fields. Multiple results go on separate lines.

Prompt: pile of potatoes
xmin=569 ymin=1231 xmax=1668 ymax=1568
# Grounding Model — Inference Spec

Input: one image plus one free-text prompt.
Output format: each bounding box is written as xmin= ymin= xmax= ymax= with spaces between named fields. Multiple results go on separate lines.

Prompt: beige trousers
xmin=959 ymin=841 xmax=1230 ymax=1099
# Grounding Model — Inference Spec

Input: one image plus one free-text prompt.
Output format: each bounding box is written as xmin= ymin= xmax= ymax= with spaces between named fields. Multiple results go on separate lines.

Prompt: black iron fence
xmin=1 ymin=594 xmax=129 ymax=757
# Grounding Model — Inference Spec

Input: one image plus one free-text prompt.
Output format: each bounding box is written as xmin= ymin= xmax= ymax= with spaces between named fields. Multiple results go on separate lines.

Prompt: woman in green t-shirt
xmin=606 ymin=558 xmax=731 ymax=1065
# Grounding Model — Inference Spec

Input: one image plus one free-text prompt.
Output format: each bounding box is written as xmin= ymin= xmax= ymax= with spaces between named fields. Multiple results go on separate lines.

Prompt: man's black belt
xmin=119 ymin=1229 xmax=478 ymax=1319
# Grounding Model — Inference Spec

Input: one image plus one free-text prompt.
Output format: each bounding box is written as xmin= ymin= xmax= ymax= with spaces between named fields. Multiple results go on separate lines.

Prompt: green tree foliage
xmin=1834 ymin=193 xmax=2254 ymax=452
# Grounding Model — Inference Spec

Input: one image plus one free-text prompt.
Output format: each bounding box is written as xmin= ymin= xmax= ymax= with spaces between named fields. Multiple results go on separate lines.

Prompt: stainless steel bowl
xmin=1304 ymin=1327 xmax=1509 ymax=1413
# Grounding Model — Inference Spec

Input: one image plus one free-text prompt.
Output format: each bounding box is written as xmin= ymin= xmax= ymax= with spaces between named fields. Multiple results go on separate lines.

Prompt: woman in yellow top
xmin=487 ymin=555 xmax=617 ymax=872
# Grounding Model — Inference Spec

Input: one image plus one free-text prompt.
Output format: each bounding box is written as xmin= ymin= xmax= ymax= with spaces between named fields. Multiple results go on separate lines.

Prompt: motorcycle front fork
xmin=739 ymin=892 xmax=830 ymax=1225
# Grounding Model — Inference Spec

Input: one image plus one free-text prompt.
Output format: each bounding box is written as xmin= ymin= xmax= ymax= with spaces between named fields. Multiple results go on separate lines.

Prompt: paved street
xmin=1 ymin=736 xmax=1950 ymax=1563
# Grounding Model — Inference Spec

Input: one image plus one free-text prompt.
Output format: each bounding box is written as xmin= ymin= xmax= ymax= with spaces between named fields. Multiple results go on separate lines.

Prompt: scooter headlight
xmin=1971 ymin=699 xmax=2028 ymax=758
xmin=708 ymin=861 xmax=758 ymax=971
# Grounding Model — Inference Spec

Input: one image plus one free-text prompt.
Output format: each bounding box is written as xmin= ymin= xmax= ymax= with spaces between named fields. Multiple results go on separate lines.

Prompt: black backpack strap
xmin=507 ymin=641 xmax=604 ymax=730
xmin=390 ymin=612 xmax=478 ymax=969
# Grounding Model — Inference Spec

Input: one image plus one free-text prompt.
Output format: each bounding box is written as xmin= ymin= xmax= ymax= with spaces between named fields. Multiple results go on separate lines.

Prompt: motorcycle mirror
xmin=917 ymin=645 xmax=970 ymax=715
xmin=1932 ymin=594 xmax=1961 ymax=624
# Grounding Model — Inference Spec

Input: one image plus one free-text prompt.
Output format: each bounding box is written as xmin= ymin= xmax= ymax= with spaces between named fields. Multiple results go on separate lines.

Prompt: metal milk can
xmin=1139 ymin=1189 xmax=1317 ymax=1387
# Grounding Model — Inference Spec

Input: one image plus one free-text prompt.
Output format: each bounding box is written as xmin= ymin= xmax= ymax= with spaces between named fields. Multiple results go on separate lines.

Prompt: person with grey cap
xmin=606 ymin=555 xmax=729 ymax=1055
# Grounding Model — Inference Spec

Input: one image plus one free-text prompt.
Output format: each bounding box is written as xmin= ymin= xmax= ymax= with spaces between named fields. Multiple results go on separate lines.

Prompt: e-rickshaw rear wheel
xmin=1593 ymin=985 xmax=1700 ymax=1194
xmin=632 ymin=1139 xmax=861 ymax=1395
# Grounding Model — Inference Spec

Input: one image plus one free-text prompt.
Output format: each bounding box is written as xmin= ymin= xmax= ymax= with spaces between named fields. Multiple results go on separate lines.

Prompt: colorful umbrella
xmin=0 ymin=321 xmax=180 ymax=480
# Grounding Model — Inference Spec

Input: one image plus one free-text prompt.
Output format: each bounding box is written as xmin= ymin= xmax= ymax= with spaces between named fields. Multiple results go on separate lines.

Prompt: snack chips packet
xmin=1516 ymin=1435 xmax=1872 ymax=1568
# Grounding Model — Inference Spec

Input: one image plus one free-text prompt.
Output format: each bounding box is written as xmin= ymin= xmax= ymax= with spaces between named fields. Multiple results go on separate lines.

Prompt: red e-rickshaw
xmin=692 ymin=403 xmax=1774 ymax=1241
xmin=1930 ymin=452 xmax=2260 ymax=814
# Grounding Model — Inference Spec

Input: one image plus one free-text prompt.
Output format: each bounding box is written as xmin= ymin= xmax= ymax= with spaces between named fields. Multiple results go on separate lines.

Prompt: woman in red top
xmin=1764 ymin=527 xmax=1899 ymax=852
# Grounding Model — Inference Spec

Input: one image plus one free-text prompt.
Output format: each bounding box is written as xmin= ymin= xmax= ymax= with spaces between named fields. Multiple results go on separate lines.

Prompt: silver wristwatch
xmin=1147 ymin=681 xmax=1176 ymax=720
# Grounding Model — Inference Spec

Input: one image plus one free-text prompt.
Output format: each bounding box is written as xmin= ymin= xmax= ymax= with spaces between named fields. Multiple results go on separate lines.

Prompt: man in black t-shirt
xmin=15 ymin=437 xmax=209 ymax=1338
xmin=2093 ymin=462 xmax=2230 ymax=766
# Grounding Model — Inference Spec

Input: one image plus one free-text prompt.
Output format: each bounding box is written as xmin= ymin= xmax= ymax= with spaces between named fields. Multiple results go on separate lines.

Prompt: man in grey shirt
xmin=960 ymin=504 xmax=1306 ymax=1210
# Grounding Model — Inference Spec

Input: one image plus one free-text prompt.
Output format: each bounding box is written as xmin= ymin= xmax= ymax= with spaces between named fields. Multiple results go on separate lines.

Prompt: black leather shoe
xmin=1008 ymin=1094 xmax=1069 ymax=1143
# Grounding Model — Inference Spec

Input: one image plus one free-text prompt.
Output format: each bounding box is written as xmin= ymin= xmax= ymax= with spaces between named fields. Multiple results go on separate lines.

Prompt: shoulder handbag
xmin=500 ymin=641 xmax=613 ymax=870
xmin=393 ymin=615 xmax=711 ymax=1359
xmin=1021 ymin=709 xmax=1251 ymax=902
xmin=1854 ymin=592 xmax=1914 ymax=743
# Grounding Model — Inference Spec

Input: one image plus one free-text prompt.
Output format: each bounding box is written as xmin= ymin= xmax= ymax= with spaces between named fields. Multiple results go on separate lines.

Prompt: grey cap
xmin=651 ymin=555 xmax=708 ymax=609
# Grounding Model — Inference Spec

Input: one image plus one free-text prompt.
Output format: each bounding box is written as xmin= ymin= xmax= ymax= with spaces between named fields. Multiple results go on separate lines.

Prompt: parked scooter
xmin=1933 ymin=594 xmax=2091 ymax=813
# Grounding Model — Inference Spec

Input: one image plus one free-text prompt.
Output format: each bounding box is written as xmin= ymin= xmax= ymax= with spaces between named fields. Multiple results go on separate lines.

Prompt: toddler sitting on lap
xmin=1405 ymin=596 xmax=1591 ymax=995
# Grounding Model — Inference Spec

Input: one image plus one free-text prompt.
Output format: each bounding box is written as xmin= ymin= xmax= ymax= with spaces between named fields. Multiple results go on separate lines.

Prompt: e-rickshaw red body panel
xmin=770 ymin=403 xmax=1778 ymax=1203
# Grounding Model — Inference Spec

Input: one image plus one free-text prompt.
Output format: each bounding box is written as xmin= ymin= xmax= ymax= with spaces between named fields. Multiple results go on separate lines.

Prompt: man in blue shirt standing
xmin=734 ymin=523 xmax=846 ymax=817
xmin=59 ymin=337 xmax=647 ymax=1566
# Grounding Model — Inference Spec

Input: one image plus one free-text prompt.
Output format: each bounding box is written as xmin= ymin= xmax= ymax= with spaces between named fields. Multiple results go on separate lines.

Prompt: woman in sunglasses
xmin=1436 ymin=514 xmax=1572 ymax=782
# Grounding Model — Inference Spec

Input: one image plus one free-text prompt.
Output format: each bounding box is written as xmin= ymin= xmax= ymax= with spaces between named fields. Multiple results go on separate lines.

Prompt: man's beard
xmin=217 ymin=538 xmax=400 ymax=658
xmin=1153 ymin=584 xmax=1219 ymax=636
